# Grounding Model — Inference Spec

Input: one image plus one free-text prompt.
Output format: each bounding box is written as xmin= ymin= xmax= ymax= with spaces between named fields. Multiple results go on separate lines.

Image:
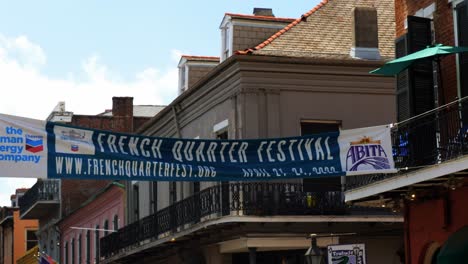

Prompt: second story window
xmin=103 ymin=220 xmax=109 ymax=236
xmin=222 ymin=25 xmax=232 ymax=61
xmin=113 ymin=215 xmax=119 ymax=231
xmin=301 ymin=121 xmax=342 ymax=192
xmin=25 ymin=230 xmax=38 ymax=251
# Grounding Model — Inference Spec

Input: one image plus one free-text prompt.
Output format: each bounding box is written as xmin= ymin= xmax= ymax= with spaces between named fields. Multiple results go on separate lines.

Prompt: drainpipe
xmin=11 ymin=219 xmax=13 ymax=264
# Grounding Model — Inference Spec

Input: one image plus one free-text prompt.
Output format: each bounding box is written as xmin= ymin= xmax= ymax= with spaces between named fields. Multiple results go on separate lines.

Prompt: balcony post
xmin=248 ymin=247 xmax=257 ymax=264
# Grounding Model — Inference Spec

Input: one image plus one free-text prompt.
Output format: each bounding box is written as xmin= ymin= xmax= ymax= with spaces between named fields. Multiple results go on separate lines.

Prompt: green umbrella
xmin=370 ymin=44 xmax=468 ymax=76
xmin=437 ymin=226 xmax=468 ymax=264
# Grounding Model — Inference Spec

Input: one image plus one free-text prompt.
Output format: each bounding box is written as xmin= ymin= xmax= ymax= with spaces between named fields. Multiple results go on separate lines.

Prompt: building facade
xmin=58 ymin=182 xmax=125 ymax=264
xmin=102 ymin=2 xmax=404 ymax=264
xmin=345 ymin=0 xmax=468 ymax=263
xmin=0 ymin=189 xmax=38 ymax=264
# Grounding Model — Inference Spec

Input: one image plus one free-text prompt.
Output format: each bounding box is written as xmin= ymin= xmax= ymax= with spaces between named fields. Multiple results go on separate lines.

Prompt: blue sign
xmin=0 ymin=114 xmax=396 ymax=181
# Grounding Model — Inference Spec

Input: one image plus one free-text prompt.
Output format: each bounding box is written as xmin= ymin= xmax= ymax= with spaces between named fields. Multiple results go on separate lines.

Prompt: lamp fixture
xmin=444 ymin=175 xmax=464 ymax=191
xmin=406 ymin=188 xmax=416 ymax=201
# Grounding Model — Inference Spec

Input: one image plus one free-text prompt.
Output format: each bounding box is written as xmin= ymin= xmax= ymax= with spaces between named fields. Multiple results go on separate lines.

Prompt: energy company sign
xmin=0 ymin=114 xmax=396 ymax=181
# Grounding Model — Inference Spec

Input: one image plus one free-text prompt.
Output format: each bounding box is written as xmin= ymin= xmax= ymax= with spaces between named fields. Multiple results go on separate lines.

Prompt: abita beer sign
xmin=0 ymin=113 xmax=396 ymax=181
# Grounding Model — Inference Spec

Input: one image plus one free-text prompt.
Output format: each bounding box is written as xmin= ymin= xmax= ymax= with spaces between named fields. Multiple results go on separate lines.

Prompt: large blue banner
xmin=0 ymin=114 xmax=396 ymax=181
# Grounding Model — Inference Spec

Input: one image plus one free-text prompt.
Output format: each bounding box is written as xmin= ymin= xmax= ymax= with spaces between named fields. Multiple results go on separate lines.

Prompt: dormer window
xmin=221 ymin=24 xmax=232 ymax=61
xmin=178 ymin=65 xmax=188 ymax=94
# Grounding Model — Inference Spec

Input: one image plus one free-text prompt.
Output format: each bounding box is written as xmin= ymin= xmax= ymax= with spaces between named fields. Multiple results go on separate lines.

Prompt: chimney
xmin=350 ymin=7 xmax=381 ymax=60
xmin=112 ymin=97 xmax=133 ymax=117
xmin=253 ymin=8 xmax=274 ymax=17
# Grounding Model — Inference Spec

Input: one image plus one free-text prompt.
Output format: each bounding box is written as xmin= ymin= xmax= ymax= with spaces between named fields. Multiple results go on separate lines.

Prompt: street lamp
xmin=304 ymin=234 xmax=325 ymax=264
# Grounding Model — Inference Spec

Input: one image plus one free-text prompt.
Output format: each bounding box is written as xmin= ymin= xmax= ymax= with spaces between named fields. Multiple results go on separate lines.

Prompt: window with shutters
xmin=78 ymin=234 xmax=82 ymax=264
xmin=300 ymin=121 xmax=341 ymax=192
xmin=95 ymin=225 xmax=100 ymax=263
xmin=396 ymin=16 xmax=437 ymax=165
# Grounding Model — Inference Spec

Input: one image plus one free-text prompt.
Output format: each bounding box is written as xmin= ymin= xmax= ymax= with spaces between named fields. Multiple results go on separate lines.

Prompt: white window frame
xmin=220 ymin=18 xmax=233 ymax=61
xmin=451 ymin=0 xmax=466 ymax=98
xmin=213 ymin=119 xmax=229 ymax=134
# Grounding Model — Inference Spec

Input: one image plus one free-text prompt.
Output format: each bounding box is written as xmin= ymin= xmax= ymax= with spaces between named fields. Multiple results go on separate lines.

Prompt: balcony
xmin=101 ymin=182 xmax=394 ymax=259
xmin=19 ymin=179 xmax=60 ymax=219
xmin=346 ymin=97 xmax=468 ymax=202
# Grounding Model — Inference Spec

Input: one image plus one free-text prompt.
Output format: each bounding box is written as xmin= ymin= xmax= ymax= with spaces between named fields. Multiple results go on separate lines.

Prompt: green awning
xmin=437 ymin=226 xmax=468 ymax=264
xmin=370 ymin=44 xmax=468 ymax=76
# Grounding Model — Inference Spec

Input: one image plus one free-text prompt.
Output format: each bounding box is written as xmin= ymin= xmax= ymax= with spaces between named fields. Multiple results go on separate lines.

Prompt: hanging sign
xmin=327 ymin=244 xmax=366 ymax=264
xmin=0 ymin=114 xmax=396 ymax=181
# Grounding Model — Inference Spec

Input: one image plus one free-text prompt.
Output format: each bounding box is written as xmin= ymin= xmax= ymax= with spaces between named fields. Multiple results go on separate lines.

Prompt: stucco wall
xmin=13 ymin=211 xmax=38 ymax=264
xmin=59 ymin=185 xmax=124 ymax=264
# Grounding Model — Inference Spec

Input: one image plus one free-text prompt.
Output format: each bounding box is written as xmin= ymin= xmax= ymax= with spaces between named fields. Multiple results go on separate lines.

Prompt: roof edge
xmin=237 ymin=0 xmax=330 ymax=54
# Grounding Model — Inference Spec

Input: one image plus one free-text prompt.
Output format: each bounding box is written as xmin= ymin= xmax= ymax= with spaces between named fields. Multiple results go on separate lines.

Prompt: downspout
xmin=11 ymin=219 xmax=13 ymax=264
xmin=172 ymin=105 xmax=182 ymax=200
xmin=171 ymin=105 xmax=182 ymax=138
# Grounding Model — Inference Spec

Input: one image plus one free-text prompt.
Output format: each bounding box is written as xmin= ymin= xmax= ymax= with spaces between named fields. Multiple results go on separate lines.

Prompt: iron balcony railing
xmin=100 ymin=182 xmax=392 ymax=258
xmin=19 ymin=179 xmax=60 ymax=216
xmin=346 ymin=97 xmax=468 ymax=190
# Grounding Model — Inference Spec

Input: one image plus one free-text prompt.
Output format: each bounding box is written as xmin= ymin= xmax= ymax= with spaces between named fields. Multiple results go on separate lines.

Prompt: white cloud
xmin=0 ymin=34 xmax=181 ymax=206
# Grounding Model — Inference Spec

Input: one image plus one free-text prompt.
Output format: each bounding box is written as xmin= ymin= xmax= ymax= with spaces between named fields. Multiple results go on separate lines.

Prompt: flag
xmin=39 ymin=254 xmax=57 ymax=264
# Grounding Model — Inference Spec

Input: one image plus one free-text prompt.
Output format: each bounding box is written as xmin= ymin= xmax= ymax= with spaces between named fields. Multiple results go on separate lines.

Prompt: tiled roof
xmin=238 ymin=0 xmax=395 ymax=61
xmin=181 ymin=55 xmax=220 ymax=62
xmin=225 ymin=13 xmax=295 ymax=23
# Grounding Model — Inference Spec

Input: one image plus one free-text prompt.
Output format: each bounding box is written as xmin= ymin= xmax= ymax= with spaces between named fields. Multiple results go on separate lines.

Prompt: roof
xmin=225 ymin=13 xmax=295 ymax=23
xmin=99 ymin=105 xmax=166 ymax=118
xmin=181 ymin=55 xmax=220 ymax=62
xmin=238 ymin=0 xmax=395 ymax=61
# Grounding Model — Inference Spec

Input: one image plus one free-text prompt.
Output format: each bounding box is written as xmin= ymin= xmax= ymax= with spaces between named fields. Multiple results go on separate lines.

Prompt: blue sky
xmin=0 ymin=0 xmax=321 ymax=206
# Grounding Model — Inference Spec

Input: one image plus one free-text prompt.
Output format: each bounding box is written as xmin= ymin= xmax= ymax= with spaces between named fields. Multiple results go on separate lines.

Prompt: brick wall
xmin=60 ymin=97 xmax=150 ymax=216
xmin=395 ymin=0 xmax=458 ymax=103
xmin=407 ymin=182 xmax=468 ymax=263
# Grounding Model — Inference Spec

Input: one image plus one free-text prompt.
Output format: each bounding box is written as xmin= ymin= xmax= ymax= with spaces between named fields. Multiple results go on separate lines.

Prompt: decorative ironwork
xmin=100 ymin=182 xmax=392 ymax=258
xmin=346 ymin=97 xmax=468 ymax=190
xmin=18 ymin=179 xmax=59 ymax=216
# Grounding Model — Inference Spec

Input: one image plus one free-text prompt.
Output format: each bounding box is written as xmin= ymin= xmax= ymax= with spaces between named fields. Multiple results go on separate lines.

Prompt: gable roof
xmin=225 ymin=13 xmax=295 ymax=23
xmin=181 ymin=55 xmax=220 ymax=62
xmin=237 ymin=0 xmax=395 ymax=61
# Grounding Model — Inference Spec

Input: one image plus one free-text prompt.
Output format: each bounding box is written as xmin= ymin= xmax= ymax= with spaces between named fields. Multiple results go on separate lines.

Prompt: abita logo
xmin=346 ymin=136 xmax=390 ymax=171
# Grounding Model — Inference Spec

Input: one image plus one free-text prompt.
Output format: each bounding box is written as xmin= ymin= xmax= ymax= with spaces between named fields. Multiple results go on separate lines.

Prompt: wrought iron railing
xmin=19 ymin=179 xmax=60 ymax=216
xmin=100 ymin=182 xmax=392 ymax=258
xmin=346 ymin=97 xmax=468 ymax=190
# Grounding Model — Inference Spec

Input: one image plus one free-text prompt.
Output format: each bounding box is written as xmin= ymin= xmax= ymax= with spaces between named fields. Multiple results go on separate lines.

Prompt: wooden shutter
xmin=407 ymin=16 xmax=435 ymax=115
xmin=456 ymin=1 xmax=468 ymax=123
xmin=395 ymin=34 xmax=411 ymax=121
xmin=397 ymin=16 xmax=437 ymax=165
